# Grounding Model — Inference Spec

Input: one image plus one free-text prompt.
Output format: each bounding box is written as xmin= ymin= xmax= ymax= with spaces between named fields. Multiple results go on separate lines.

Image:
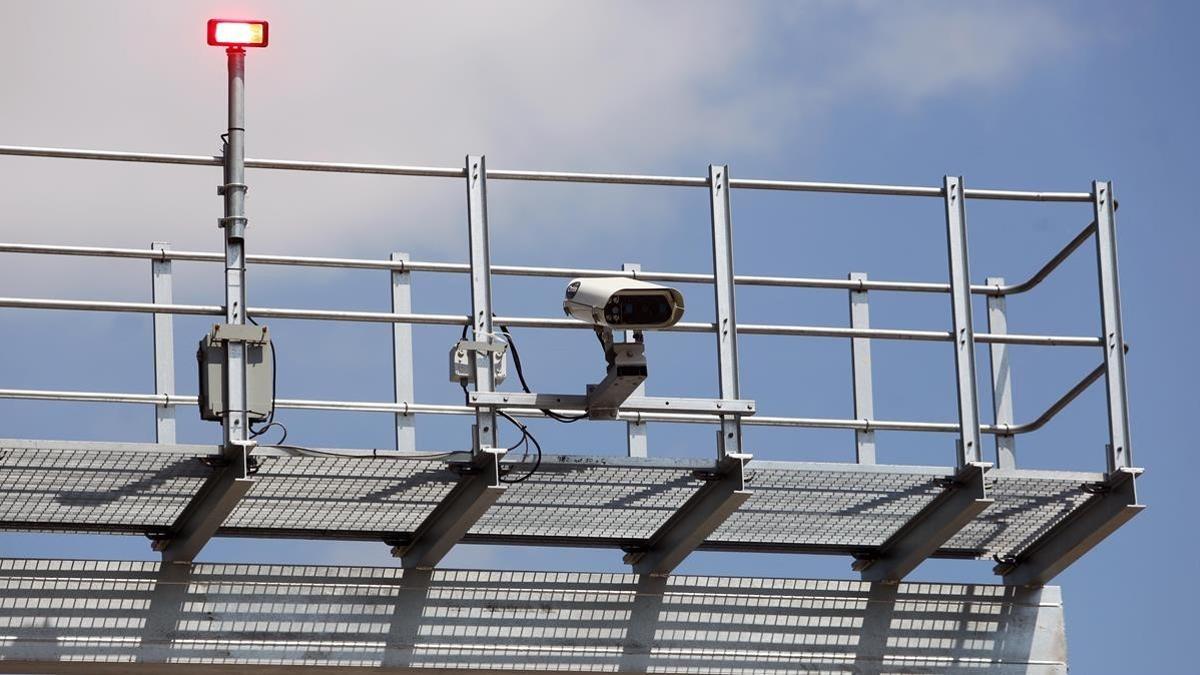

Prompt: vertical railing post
xmin=623 ymin=262 xmax=648 ymax=458
xmin=943 ymin=176 xmax=982 ymax=466
xmin=391 ymin=252 xmax=415 ymax=452
xmin=1093 ymin=180 xmax=1132 ymax=472
xmin=466 ymin=155 xmax=498 ymax=457
xmin=986 ymin=277 xmax=1016 ymax=469
xmin=848 ymin=272 xmax=875 ymax=464
xmin=708 ymin=164 xmax=743 ymax=459
xmin=151 ymin=241 xmax=176 ymax=444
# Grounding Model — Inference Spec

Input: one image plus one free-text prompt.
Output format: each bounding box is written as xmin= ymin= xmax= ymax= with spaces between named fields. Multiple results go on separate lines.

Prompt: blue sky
xmin=0 ymin=1 xmax=1196 ymax=671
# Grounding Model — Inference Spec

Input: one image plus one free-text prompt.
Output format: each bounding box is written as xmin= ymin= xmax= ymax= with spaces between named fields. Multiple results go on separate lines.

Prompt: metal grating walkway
xmin=0 ymin=439 xmax=1097 ymax=560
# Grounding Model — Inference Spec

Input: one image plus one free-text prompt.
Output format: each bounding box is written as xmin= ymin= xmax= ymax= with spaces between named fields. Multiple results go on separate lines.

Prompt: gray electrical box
xmin=197 ymin=326 xmax=274 ymax=422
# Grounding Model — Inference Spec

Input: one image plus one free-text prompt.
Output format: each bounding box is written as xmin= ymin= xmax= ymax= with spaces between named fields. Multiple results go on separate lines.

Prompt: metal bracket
xmin=995 ymin=466 xmax=1143 ymax=587
xmin=449 ymin=338 xmax=508 ymax=385
xmin=586 ymin=340 xmax=648 ymax=419
xmin=853 ymin=461 xmax=994 ymax=583
xmin=623 ymin=452 xmax=752 ymax=576
xmin=392 ymin=446 xmax=507 ymax=570
xmin=209 ymin=323 xmax=269 ymax=344
xmin=154 ymin=441 xmax=257 ymax=564
xmin=467 ymin=391 xmax=756 ymax=417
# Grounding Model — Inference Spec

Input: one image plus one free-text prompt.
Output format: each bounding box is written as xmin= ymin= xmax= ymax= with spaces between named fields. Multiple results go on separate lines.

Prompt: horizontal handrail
xmin=0 ymin=296 xmax=1103 ymax=346
xmin=0 ymin=355 xmax=1106 ymax=436
xmin=0 ymin=217 xmax=1096 ymax=298
xmin=0 ymin=145 xmax=1095 ymax=202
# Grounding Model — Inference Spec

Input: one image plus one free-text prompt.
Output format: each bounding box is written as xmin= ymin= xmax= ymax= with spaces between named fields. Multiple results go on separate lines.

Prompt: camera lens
xmin=608 ymin=294 xmax=672 ymax=325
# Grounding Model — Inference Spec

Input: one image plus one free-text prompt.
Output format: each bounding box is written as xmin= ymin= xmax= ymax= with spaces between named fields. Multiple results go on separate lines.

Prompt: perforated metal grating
xmin=0 ymin=443 xmax=209 ymax=531
xmin=227 ymin=456 xmax=457 ymax=535
xmin=0 ymin=558 xmax=1068 ymax=673
xmin=0 ymin=440 xmax=1103 ymax=559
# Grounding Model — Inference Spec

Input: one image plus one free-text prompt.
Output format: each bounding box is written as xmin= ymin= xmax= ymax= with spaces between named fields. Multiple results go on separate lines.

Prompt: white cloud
xmin=0 ymin=0 xmax=1079 ymax=294
xmin=830 ymin=2 xmax=1078 ymax=105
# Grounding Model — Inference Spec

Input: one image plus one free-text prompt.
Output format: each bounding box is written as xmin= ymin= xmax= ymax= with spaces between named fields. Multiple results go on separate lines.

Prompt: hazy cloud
xmin=0 ymin=0 xmax=1078 ymax=280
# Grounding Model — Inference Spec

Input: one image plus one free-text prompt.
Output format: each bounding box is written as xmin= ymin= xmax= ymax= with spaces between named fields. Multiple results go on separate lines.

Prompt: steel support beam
xmin=396 ymin=156 xmax=505 ymax=569
xmin=854 ymin=461 xmax=993 ymax=583
xmin=943 ymin=176 xmax=982 ymax=465
xmin=154 ymin=445 xmax=254 ymax=563
xmin=848 ymin=272 xmax=875 ymax=464
xmin=391 ymin=450 xmax=506 ymax=570
xmin=986 ymin=276 xmax=1016 ymax=468
xmin=624 ymin=453 xmax=752 ymax=576
xmin=1093 ymin=180 xmax=1133 ymax=471
xmin=150 ymin=241 xmax=176 ymax=444
xmin=996 ymin=467 xmax=1143 ymax=587
xmin=391 ymin=251 xmax=415 ymax=452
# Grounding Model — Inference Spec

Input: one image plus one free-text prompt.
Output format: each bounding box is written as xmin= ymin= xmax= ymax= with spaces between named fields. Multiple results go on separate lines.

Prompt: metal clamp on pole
xmin=449 ymin=337 xmax=508 ymax=385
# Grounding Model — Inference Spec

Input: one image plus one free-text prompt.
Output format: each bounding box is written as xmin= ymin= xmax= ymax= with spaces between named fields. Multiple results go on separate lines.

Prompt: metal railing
xmin=0 ymin=144 xmax=1132 ymax=473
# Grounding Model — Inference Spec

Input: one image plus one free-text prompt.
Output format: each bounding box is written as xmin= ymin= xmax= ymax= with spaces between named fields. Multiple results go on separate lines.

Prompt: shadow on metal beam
xmin=391 ymin=451 xmax=505 ymax=569
xmin=996 ymin=466 xmax=1143 ymax=587
xmin=154 ymin=449 xmax=254 ymax=563
xmin=854 ymin=461 xmax=993 ymax=583
xmin=623 ymin=453 xmax=751 ymax=576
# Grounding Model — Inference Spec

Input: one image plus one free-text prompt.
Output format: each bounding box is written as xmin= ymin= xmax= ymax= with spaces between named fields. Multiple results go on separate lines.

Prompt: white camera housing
xmin=563 ymin=277 xmax=685 ymax=330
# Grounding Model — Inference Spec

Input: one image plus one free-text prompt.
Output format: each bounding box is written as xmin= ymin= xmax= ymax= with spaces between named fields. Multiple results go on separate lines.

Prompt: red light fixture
xmin=207 ymin=19 xmax=269 ymax=48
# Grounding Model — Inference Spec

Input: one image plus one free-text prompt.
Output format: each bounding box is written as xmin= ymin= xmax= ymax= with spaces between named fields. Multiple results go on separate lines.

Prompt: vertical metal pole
xmin=986 ymin=277 xmax=1016 ymax=469
xmin=1093 ymin=180 xmax=1132 ymax=471
xmin=151 ymin=242 xmax=176 ymax=444
xmin=391 ymin=252 xmax=416 ymax=452
xmin=221 ymin=47 xmax=250 ymax=456
xmin=623 ymin=262 xmax=648 ymax=458
xmin=466 ymin=155 xmax=498 ymax=457
xmin=848 ymin=272 xmax=875 ymax=464
xmin=708 ymin=164 xmax=742 ymax=458
xmin=943 ymin=176 xmax=982 ymax=466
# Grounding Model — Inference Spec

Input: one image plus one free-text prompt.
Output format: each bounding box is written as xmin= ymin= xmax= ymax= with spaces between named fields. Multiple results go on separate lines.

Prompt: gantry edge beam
xmin=996 ymin=466 xmax=1143 ymax=587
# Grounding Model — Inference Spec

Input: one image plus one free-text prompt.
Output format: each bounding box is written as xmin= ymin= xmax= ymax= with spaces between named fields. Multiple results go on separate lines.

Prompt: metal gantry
xmin=0 ymin=138 xmax=1142 ymax=585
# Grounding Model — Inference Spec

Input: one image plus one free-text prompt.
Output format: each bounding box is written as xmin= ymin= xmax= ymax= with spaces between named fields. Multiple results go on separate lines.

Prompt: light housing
xmin=207 ymin=19 xmax=269 ymax=48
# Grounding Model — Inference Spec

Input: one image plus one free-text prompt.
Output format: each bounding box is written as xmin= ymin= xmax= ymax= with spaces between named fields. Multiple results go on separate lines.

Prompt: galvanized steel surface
xmin=0 ymin=558 xmax=1068 ymax=673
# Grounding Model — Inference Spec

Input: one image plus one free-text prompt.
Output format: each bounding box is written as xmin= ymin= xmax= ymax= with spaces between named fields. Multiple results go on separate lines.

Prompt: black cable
xmin=496 ymin=409 xmax=541 ymax=483
xmin=246 ymin=313 xmax=286 ymax=442
xmin=462 ymin=380 xmax=540 ymax=483
xmin=251 ymin=421 xmax=287 ymax=445
xmin=498 ymin=324 xmax=588 ymax=423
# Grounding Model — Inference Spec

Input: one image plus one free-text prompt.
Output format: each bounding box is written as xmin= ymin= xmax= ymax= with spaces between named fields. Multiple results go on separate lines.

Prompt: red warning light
xmin=207 ymin=19 xmax=269 ymax=48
